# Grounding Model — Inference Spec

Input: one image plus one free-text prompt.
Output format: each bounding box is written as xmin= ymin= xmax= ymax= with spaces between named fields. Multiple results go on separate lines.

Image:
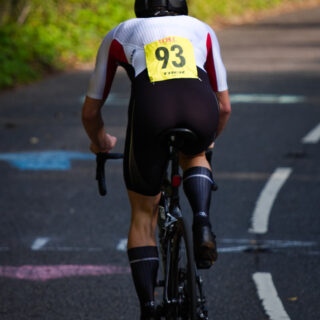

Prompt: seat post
xmin=169 ymin=136 xmax=180 ymax=209
xmin=158 ymin=128 xmax=199 ymax=211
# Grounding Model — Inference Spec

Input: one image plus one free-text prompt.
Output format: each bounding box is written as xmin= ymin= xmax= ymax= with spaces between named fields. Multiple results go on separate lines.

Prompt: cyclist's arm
xmin=82 ymin=96 xmax=117 ymax=153
xmin=203 ymin=25 xmax=231 ymax=138
xmin=215 ymin=90 xmax=231 ymax=138
xmin=82 ymin=27 xmax=124 ymax=153
xmin=204 ymin=27 xmax=228 ymax=93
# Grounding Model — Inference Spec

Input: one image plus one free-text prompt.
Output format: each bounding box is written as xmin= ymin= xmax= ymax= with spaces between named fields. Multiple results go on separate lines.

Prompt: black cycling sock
xmin=128 ymin=246 xmax=159 ymax=312
xmin=183 ymin=166 xmax=213 ymax=228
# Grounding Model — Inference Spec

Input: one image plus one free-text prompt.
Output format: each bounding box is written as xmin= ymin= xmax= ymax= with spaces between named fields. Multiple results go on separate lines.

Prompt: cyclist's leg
xmin=127 ymin=190 xmax=160 ymax=248
xmin=179 ymin=151 xmax=210 ymax=171
xmin=124 ymin=71 xmax=176 ymax=319
xmin=127 ymin=191 xmax=161 ymax=319
xmin=179 ymin=152 xmax=218 ymax=268
xmin=173 ymin=71 xmax=219 ymax=269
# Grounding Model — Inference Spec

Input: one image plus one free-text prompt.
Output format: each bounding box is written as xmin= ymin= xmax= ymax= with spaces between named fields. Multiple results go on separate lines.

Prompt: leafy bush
xmin=0 ymin=0 xmax=134 ymax=89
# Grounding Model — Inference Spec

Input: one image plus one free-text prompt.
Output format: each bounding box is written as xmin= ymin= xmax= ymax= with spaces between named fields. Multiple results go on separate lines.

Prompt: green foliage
xmin=0 ymin=0 xmax=309 ymax=89
xmin=0 ymin=0 xmax=134 ymax=89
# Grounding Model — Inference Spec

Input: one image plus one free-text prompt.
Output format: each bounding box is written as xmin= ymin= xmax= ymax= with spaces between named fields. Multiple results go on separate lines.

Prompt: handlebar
xmin=96 ymin=152 xmax=124 ymax=196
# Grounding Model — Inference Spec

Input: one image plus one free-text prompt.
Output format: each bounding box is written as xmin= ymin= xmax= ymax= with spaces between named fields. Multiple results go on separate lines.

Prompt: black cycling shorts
xmin=123 ymin=67 xmax=219 ymax=196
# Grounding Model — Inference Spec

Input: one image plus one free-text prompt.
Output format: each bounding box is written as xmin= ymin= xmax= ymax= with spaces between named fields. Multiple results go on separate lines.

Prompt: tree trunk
xmin=17 ymin=0 xmax=31 ymax=25
xmin=0 ymin=1 xmax=11 ymax=25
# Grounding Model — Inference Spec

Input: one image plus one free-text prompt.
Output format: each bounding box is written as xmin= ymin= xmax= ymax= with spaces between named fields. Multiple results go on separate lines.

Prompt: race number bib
xmin=144 ymin=36 xmax=198 ymax=82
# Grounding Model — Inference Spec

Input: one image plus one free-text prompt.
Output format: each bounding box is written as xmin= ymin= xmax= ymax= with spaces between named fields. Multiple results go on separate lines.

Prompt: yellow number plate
xmin=144 ymin=36 xmax=198 ymax=82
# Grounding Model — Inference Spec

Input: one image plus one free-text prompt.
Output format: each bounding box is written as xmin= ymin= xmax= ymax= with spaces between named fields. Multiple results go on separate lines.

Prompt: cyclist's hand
xmin=90 ymin=133 xmax=117 ymax=154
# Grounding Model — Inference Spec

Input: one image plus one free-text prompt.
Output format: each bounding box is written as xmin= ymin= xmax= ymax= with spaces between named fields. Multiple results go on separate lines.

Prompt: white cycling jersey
xmin=87 ymin=15 xmax=228 ymax=100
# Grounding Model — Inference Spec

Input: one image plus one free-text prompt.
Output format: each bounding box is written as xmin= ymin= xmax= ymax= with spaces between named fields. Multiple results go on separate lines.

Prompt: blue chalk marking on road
xmin=0 ymin=151 xmax=94 ymax=170
xmin=230 ymin=94 xmax=305 ymax=104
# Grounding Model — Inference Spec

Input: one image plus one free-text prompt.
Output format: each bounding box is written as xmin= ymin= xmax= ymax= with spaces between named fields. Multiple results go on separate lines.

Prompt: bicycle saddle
xmin=159 ymin=128 xmax=199 ymax=150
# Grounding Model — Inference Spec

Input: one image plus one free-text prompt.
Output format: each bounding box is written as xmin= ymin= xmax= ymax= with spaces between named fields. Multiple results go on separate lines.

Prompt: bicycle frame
xmin=157 ymin=136 xmax=208 ymax=319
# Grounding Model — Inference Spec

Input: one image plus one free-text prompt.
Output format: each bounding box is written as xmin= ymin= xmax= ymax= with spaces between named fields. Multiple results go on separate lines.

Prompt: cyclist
xmin=82 ymin=0 xmax=231 ymax=318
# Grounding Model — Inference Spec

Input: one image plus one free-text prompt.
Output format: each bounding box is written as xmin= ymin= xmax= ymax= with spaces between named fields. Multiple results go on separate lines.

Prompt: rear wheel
xmin=167 ymin=217 xmax=197 ymax=319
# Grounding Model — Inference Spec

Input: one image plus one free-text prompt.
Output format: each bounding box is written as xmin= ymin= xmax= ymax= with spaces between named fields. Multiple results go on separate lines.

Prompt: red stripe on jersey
xmin=204 ymin=33 xmax=218 ymax=92
xmin=103 ymin=39 xmax=128 ymax=101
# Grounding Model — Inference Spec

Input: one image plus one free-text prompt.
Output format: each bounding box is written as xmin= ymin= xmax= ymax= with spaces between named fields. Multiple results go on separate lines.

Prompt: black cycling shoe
xmin=140 ymin=301 xmax=159 ymax=320
xmin=193 ymin=224 xmax=218 ymax=269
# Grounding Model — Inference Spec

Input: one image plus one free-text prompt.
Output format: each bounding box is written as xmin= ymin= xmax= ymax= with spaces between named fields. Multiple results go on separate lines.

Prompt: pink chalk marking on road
xmin=0 ymin=265 xmax=130 ymax=281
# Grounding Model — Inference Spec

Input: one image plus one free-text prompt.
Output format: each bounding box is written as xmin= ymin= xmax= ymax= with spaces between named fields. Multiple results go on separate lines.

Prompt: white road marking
xmin=260 ymin=240 xmax=316 ymax=248
xmin=116 ymin=238 xmax=128 ymax=251
xmin=0 ymin=239 xmax=318 ymax=254
xmin=218 ymin=246 xmax=249 ymax=253
xmin=253 ymin=272 xmax=291 ymax=320
xmin=115 ymin=237 xmax=317 ymax=254
xmin=81 ymin=93 xmax=305 ymax=106
xmin=230 ymin=94 xmax=305 ymax=104
xmin=44 ymin=246 xmax=104 ymax=252
xmin=302 ymin=122 xmax=320 ymax=144
xmin=80 ymin=93 xmax=128 ymax=106
xmin=107 ymin=93 xmax=129 ymax=106
xmin=218 ymin=239 xmax=316 ymax=253
xmin=220 ymin=239 xmax=316 ymax=247
xmin=249 ymin=168 xmax=292 ymax=234
xmin=31 ymin=237 xmax=50 ymax=251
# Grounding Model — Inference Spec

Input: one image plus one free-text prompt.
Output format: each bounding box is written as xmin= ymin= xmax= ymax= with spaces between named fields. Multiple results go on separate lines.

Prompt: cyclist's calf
xmin=179 ymin=151 xmax=211 ymax=172
xmin=127 ymin=190 xmax=161 ymax=249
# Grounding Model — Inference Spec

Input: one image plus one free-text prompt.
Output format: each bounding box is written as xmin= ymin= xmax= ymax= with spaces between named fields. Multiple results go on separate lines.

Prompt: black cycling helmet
xmin=135 ymin=0 xmax=188 ymax=18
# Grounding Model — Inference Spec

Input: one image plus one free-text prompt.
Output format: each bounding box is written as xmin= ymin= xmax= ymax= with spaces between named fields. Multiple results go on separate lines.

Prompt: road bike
xmin=96 ymin=128 xmax=216 ymax=319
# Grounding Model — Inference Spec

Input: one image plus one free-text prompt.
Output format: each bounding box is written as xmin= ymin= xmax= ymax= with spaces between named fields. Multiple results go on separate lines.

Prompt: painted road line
xmin=31 ymin=237 xmax=50 ymax=251
xmin=218 ymin=239 xmax=317 ymax=253
xmin=218 ymin=246 xmax=249 ymax=253
xmin=117 ymin=238 xmax=128 ymax=251
xmin=249 ymin=168 xmax=292 ymax=234
xmin=220 ymin=239 xmax=316 ymax=248
xmin=80 ymin=93 xmax=129 ymax=106
xmin=302 ymin=123 xmax=320 ymax=144
xmin=253 ymin=272 xmax=291 ymax=320
xmin=230 ymin=94 xmax=305 ymax=104
xmin=116 ymin=238 xmax=317 ymax=252
xmin=213 ymin=172 xmax=318 ymax=182
xmin=1 ymin=239 xmax=317 ymax=254
xmin=0 ymin=265 xmax=130 ymax=281
xmin=43 ymin=246 xmax=104 ymax=252
xmin=262 ymin=240 xmax=316 ymax=248
xmin=82 ymin=93 xmax=305 ymax=105
xmin=34 ymin=239 xmax=319 ymax=254
xmin=0 ymin=150 xmax=94 ymax=170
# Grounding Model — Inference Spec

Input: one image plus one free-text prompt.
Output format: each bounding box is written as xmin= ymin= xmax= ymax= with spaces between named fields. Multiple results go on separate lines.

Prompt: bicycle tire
xmin=167 ymin=217 xmax=197 ymax=319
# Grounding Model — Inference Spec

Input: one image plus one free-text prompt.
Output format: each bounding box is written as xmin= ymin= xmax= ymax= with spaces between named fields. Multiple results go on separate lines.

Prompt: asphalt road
xmin=0 ymin=6 xmax=320 ymax=320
